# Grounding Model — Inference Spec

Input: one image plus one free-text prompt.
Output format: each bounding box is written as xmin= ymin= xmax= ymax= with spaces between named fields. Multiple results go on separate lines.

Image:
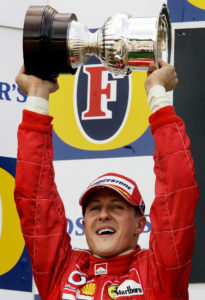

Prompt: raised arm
xmin=145 ymin=61 xmax=199 ymax=299
xmin=14 ymin=67 xmax=71 ymax=300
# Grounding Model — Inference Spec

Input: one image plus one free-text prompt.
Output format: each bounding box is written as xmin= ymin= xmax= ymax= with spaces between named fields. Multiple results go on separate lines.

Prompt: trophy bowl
xmin=23 ymin=4 xmax=171 ymax=79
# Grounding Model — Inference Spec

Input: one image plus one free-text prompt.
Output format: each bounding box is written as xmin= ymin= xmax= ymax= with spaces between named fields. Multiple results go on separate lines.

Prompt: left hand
xmin=144 ymin=60 xmax=178 ymax=95
xmin=15 ymin=65 xmax=59 ymax=100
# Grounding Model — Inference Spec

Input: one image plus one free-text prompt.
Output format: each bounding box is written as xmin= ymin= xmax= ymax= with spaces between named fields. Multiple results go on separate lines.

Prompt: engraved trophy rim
xmin=157 ymin=3 xmax=172 ymax=66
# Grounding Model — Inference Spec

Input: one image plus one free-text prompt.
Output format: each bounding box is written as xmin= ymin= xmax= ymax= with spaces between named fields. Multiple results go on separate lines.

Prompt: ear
xmin=134 ymin=216 xmax=146 ymax=235
xmin=82 ymin=219 xmax=85 ymax=229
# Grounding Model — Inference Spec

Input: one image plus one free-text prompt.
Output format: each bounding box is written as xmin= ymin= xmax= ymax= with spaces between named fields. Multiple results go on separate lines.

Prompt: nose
xmin=98 ymin=206 xmax=111 ymax=221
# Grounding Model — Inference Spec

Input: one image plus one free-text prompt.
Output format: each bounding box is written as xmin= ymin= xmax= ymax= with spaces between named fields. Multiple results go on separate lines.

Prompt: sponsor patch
xmin=80 ymin=283 xmax=96 ymax=296
xmin=107 ymin=284 xmax=118 ymax=299
xmin=116 ymin=280 xmax=143 ymax=297
xmin=68 ymin=270 xmax=87 ymax=286
xmin=91 ymin=175 xmax=135 ymax=195
xmin=62 ymin=293 xmax=76 ymax=300
xmin=107 ymin=279 xmax=143 ymax=299
xmin=94 ymin=263 xmax=108 ymax=275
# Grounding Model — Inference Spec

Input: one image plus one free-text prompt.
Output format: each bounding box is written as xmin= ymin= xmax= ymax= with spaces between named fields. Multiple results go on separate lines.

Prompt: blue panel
xmin=35 ymin=295 xmax=41 ymax=300
xmin=168 ymin=0 xmax=205 ymax=22
xmin=168 ymin=0 xmax=185 ymax=22
xmin=0 ymin=247 xmax=32 ymax=292
xmin=0 ymin=157 xmax=33 ymax=292
xmin=53 ymin=127 xmax=154 ymax=161
xmin=183 ymin=2 xmax=205 ymax=21
xmin=0 ymin=156 xmax=16 ymax=177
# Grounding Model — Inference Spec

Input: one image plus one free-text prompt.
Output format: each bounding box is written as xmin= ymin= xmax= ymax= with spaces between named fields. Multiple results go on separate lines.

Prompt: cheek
xmin=83 ymin=217 xmax=95 ymax=235
xmin=119 ymin=216 xmax=137 ymax=234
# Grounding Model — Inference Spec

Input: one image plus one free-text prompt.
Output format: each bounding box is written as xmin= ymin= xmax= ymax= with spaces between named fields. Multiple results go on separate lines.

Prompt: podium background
xmin=0 ymin=0 xmax=205 ymax=299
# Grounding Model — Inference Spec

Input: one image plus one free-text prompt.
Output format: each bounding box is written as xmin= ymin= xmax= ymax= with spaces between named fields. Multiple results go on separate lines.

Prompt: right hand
xmin=144 ymin=60 xmax=178 ymax=95
xmin=15 ymin=65 xmax=59 ymax=100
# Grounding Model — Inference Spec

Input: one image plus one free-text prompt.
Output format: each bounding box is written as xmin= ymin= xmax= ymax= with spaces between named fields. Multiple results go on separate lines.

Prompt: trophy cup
xmin=23 ymin=4 xmax=171 ymax=79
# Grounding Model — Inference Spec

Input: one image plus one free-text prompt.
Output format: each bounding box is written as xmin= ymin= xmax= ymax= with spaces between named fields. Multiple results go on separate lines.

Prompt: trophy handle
xmin=158 ymin=4 xmax=171 ymax=65
xmin=23 ymin=6 xmax=78 ymax=79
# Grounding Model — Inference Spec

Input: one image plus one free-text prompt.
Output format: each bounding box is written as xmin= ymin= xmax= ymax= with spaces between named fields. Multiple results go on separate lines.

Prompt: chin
xmin=93 ymin=247 xmax=119 ymax=258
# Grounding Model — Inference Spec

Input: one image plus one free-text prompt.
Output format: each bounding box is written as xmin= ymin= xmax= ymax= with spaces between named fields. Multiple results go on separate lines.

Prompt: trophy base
xmin=23 ymin=6 xmax=77 ymax=79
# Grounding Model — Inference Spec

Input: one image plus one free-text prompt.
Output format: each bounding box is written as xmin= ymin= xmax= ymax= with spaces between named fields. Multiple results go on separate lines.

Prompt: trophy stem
xmin=68 ymin=21 xmax=101 ymax=68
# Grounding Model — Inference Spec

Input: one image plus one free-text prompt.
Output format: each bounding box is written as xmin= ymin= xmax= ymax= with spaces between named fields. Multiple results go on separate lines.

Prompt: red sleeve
xmin=149 ymin=106 xmax=199 ymax=299
xmin=14 ymin=110 xmax=71 ymax=300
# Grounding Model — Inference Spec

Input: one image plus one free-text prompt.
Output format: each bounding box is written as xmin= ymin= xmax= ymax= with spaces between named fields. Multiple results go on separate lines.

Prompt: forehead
xmin=85 ymin=188 xmax=129 ymax=206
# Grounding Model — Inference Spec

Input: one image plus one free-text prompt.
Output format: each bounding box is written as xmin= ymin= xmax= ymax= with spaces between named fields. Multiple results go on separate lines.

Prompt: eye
xmin=89 ymin=206 xmax=100 ymax=211
xmin=113 ymin=205 xmax=123 ymax=210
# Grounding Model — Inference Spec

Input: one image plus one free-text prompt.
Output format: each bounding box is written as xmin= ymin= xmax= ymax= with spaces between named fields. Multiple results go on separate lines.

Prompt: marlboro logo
xmin=107 ymin=279 xmax=143 ymax=299
xmin=94 ymin=263 xmax=108 ymax=275
xmin=116 ymin=280 xmax=143 ymax=296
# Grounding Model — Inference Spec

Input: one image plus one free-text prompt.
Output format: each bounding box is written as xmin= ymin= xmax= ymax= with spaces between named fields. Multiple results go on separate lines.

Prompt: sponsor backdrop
xmin=0 ymin=0 xmax=204 ymax=299
xmin=173 ymin=23 xmax=205 ymax=282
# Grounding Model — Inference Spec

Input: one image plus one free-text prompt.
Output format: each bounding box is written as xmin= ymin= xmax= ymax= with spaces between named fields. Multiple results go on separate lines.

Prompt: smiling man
xmin=14 ymin=60 xmax=199 ymax=300
xmin=81 ymin=177 xmax=146 ymax=258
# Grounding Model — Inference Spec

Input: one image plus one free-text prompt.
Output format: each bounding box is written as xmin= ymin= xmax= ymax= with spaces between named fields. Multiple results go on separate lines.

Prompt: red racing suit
xmin=14 ymin=106 xmax=199 ymax=300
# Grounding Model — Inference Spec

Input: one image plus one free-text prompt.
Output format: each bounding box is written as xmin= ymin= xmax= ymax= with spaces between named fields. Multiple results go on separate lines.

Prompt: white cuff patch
xmin=147 ymin=85 xmax=172 ymax=113
xmin=26 ymin=96 xmax=49 ymax=115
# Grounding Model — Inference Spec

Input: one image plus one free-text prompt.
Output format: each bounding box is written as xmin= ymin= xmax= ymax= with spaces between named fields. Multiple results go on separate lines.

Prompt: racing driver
xmin=15 ymin=60 xmax=199 ymax=300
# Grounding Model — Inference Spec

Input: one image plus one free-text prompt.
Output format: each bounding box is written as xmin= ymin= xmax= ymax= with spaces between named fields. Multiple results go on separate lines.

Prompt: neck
xmin=93 ymin=249 xmax=135 ymax=259
xmin=88 ymin=247 xmax=140 ymax=277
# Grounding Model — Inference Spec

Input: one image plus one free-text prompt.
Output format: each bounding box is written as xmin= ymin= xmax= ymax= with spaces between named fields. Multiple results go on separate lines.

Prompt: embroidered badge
xmin=94 ymin=262 xmax=108 ymax=275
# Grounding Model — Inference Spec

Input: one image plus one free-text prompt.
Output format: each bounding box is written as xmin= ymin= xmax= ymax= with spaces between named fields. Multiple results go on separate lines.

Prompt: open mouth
xmin=96 ymin=228 xmax=116 ymax=236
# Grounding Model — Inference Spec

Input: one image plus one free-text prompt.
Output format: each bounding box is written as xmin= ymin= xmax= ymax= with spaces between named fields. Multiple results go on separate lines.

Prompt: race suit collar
xmin=88 ymin=246 xmax=140 ymax=277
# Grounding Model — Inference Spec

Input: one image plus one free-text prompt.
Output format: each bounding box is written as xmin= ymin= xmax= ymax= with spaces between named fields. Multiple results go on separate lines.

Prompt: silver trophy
xmin=23 ymin=5 xmax=171 ymax=79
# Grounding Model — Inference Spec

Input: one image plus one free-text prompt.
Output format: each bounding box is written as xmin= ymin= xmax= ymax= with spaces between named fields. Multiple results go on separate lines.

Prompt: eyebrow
xmin=87 ymin=198 xmax=124 ymax=205
xmin=87 ymin=200 xmax=101 ymax=205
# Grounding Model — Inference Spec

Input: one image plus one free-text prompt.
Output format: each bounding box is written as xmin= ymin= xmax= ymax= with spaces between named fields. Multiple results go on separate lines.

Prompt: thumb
xmin=147 ymin=62 xmax=158 ymax=76
xmin=17 ymin=64 xmax=26 ymax=76
xmin=158 ymin=59 xmax=168 ymax=68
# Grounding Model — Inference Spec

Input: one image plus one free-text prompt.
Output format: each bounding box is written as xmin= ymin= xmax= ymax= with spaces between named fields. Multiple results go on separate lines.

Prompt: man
xmin=15 ymin=60 xmax=198 ymax=300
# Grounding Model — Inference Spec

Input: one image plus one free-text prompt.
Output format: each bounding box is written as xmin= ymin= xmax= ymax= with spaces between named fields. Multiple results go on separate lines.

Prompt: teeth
xmin=97 ymin=228 xmax=116 ymax=235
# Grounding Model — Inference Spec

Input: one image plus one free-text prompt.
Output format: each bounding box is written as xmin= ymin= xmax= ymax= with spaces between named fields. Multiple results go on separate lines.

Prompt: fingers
xmin=15 ymin=65 xmax=26 ymax=86
xmin=16 ymin=63 xmax=60 ymax=98
xmin=17 ymin=64 xmax=26 ymax=76
xmin=158 ymin=59 xmax=168 ymax=68
xmin=145 ymin=59 xmax=178 ymax=94
xmin=15 ymin=65 xmax=27 ymax=94
xmin=147 ymin=62 xmax=158 ymax=76
xmin=147 ymin=59 xmax=170 ymax=76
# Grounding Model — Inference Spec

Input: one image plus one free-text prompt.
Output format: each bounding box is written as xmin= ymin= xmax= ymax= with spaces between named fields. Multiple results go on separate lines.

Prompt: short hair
xmin=134 ymin=205 xmax=145 ymax=217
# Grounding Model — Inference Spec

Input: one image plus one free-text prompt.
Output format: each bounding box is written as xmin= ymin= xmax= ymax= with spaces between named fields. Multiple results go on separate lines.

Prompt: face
xmin=83 ymin=188 xmax=146 ymax=258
